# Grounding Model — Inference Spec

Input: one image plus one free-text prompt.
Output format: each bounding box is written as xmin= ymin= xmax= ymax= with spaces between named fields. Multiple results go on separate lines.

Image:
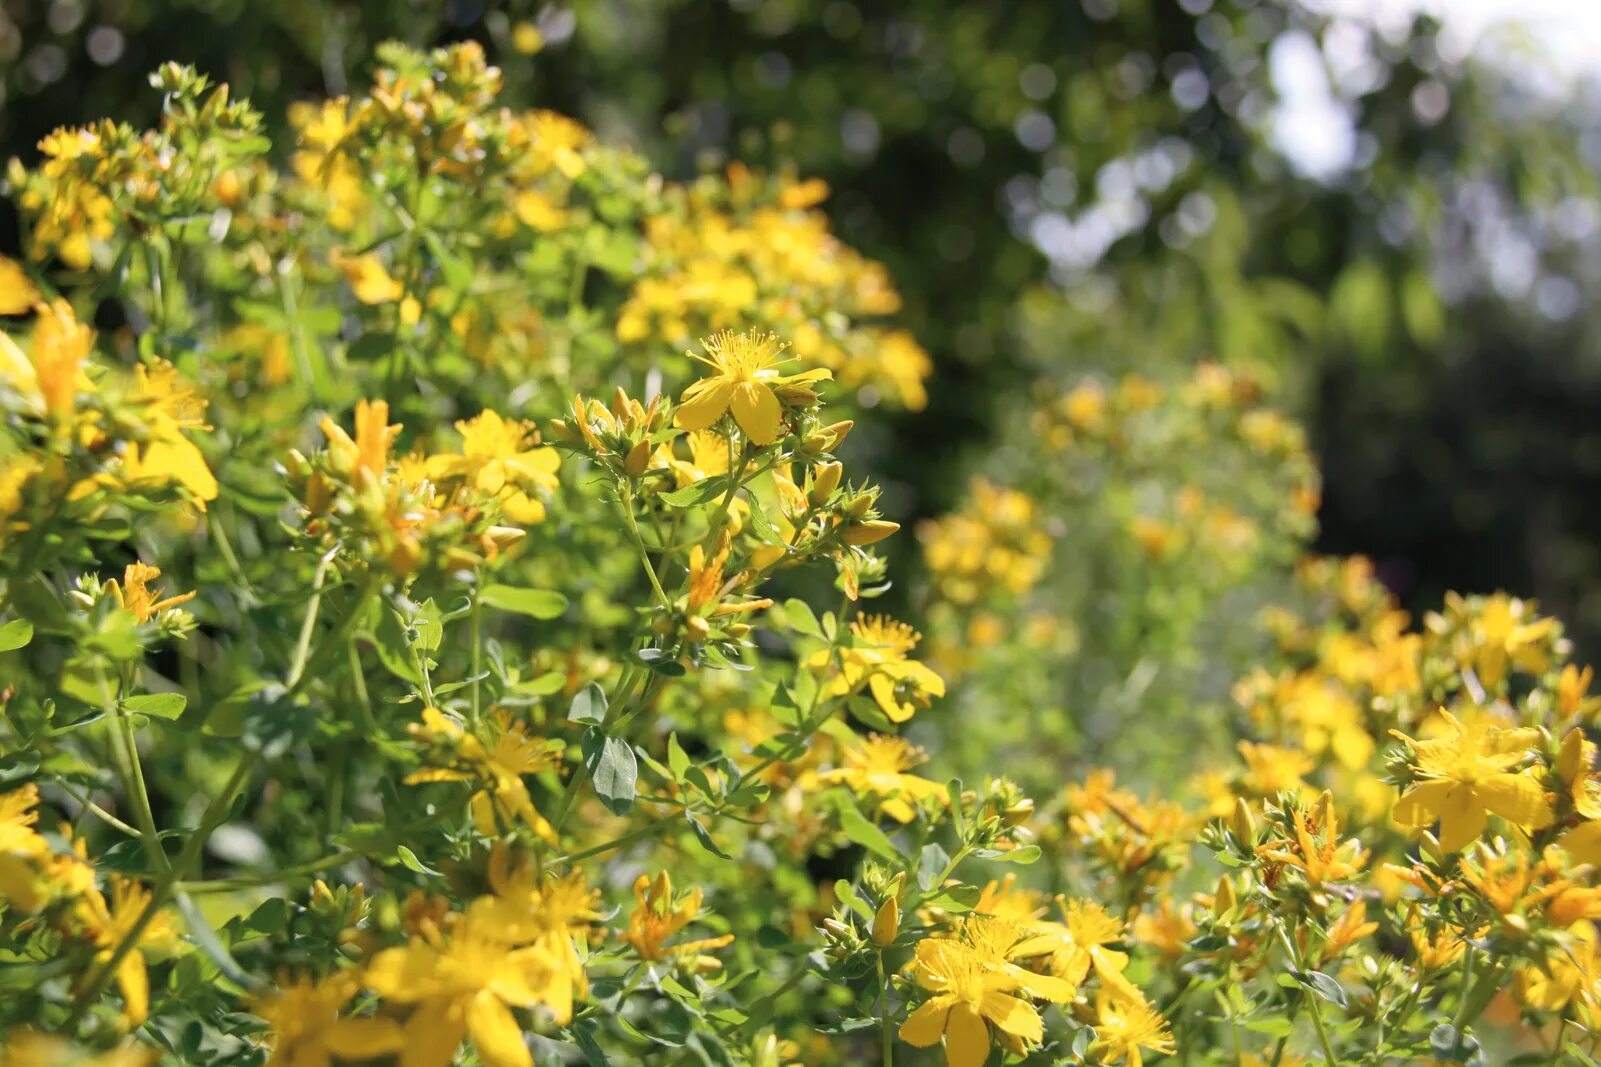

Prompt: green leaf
xmin=917 ymin=843 xmax=950 ymax=890
xmin=422 ymin=231 xmax=473 ymax=294
xmin=835 ymin=800 xmax=900 ymax=861
xmin=744 ymin=495 xmax=782 ymax=543
xmin=667 ymin=732 xmax=690 ymax=780
xmin=1295 ymin=969 xmax=1348 ymax=1010
xmin=685 ymin=812 xmax=729 ymax=858
xmin=479 ymin=585 xmax=568 ymax=619
xmin=411 ymin=598 xmax=443 ymax=652
xmin=583 ymin=729 xmax=636 ymax=815
xmin=658 ymin=476 xmax=730 ymax=507
xmin=833 ymin=879 xmax=872 ymax=922
xmin=636 ymin=647 xmax=686 ymax=676
xmin=974 ymin=844 xmax=1041 ymax=865
xmin=569 ymin=682 xmax=607 ymax=723
xmin=122 ymin=693 xmax=187 ymax=721
xmin=1242 ymin=1015 xmax=1294 ymax=1037
xmin=0 ymin=619 xmax=34 ymax=652
xmin=782 ymin=599 xmax=824 ymax=639
xmin=395 ymin=845 xmax=441 ymax=876
xmin=571 ymin=1019 xmax=612 ymax=1066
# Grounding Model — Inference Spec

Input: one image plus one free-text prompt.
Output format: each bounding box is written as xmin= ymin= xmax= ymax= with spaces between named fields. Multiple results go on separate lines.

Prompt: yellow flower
xmin=105 ymin=562 xmax=196 ymax=624
xmin=972 ymin=875 xmax=1047 ymax=923
xmin=1468 ymin=593 xmax=1557 ymax=687
xmin=320 ymin=399 xmax=400 ymax=485
xmin=1558 ymin=727 xmax=1601 ymax=819
xmin=1560 ymin=819 xmax=1601 ymax=865
xmin=252 ymin=971 xmax=404 ymax=1067
xmin=75 ymin=876 xmax=179 ymax=1027
xmin=1515 ymin=923 xmax=1601 ymax=1014
xmin=0 ymin=300 xmax=94 ymax=420
xmin=1559 ymin=664 xmax=1598 ymax=719
xmin=1235 ymin=741 xmax=1314 ymax=797
xmin=0 ymin=784 xmax=46 ymax=858
xmin=1030 ymin=899 xmax=1142 ymax=1003
xmin=816 ymin=614 xmax=946 ymax=724
xmin=431 ymin=410 xmax=560 ymax=525
xmin=0 ymin=257 xmax=41 ymax=315
xmin=512 ymin=189 xmax=566 ymax=232
xmin=1321 ymin=899 xmax=1378 ymax=959
xmin=124 ymin=360 xmax=218 ymax=506
xmin=511 ymin=22 xmax=545 ymax=55
xmin=674 ymin=330 xmax=830 ymax=446
xmin=406 ymin=708 xmax=561 ymax=843
xmin=338 ymin=253 xmax=405 ymax=304
xmin=363 ymin=914 xmax=553 ymax=1067
xmin=469 ymin=847 xmax=602 ymax=1024
xmin=1391 ymin=710 xmax=1554 ymax=851
xmin=942 ymin=915 xmax=1076 ymax=1003
xmin=1255 ymin=791 xmax=1367 ymax=887
xmin=0 ymin=1032 xmax=154 ymax=1067
xmin=898 ymin=939 xmax=1044 ymax=1067
xmin=618 ymin=871 xmax=734 ymax=965
xmin=1090 ymin=991 xmax=1176 ymax=1067
xmin=819 ymin=734 xmax=946 ymax=823
xmin=1407 ymin=914 xmax=1468 ymax=971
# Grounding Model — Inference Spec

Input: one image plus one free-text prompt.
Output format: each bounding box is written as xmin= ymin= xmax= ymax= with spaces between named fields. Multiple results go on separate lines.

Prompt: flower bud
xmin=843 ymin=519 xmax=899 ymax=547
xmin=549 ymin=418 xmax=580 ymax=443
xmin=821 ymin=917 xmax=851 ymax=940
xmin=774 ymin=381 xmax=821 ymax=406
xmin=1002 ymin=798 xmax=1035 ymax=827
xmin=685 ymin=615 xmax=712 ymax=643
xmin=821 ymin=420 xmax=854 ymax=448
xmin=484 ymin=525 xmax=526 ymax=551
xmin=1213 ymin=874 xmax=1237 ymax=917
xmin=624 ymin=439 xmax=652 ymax=478
xmin=809 ymin=462 xmax=843 ymax=505
xmin=1229 ymin=798 xmax=1256 ymax=844
xmin=872 ymin=895 xmax=899 ymax=947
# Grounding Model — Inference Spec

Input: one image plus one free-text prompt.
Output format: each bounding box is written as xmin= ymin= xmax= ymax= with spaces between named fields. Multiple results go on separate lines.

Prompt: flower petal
xmin=1478 ymin=772 xmax=1554 ymax=830
xmin=325 ymin=1017 xmax=408 ymax=1059
xmin=730 ymin=381 xmax=782 ymax=445
xmin=400 ymin=1001 xmax=467 ymax=1067
xmin=981 ymin=990 xmax=1044 ymax=1040
xmin=467 ymin=992 xmax=532 ymax=1067
xmin=1391 ymin=779 xmax=1454 ymax=829
xmin=1563 ymin=820 xmax=1601 ymax=865
xmin=944 ymin=1003 xmax=990 ymax=1067
xmin=1436 ymin=784 xmax=1488 ymax=852
xmin=674 ymin=378 xmax=735 ymax=432
xmin=898 ymin=997 xmax=951 ymax=1048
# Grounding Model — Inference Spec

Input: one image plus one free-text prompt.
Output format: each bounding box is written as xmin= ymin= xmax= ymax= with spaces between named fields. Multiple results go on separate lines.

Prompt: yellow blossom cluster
xmin=618 ymin=166 xmax=932 ymax=409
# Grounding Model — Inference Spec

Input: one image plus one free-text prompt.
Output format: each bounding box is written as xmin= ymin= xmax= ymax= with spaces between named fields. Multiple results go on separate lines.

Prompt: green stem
xmin=66 ymin=749 xmax=259 ymax=1030
xmin=175 ymin=850 xmax=357 ymax=894
xmin=554 ymin=820 xmax=669 ymax=866
xmin=550 ymin=663 xmax=664 ymax=835
xmin=1278 ymin=926 xmax=1339 ymax=1067
xmin=286 ymin=549 xmax=339 ymax=690
xmin=470 ymin=594 xmax=484 ymax=729
xmin=620 ymin=484 xmax=670 ymax=606
xmin=877 ymin=951 xmax=895 ymax=1066
xmin=277 ymin=259 xmax=322 ymax=404
xmin=55 ymin=781 xmax=140 ymax=838
xmin=1372 ymin=978 xmax=1424 ymax=1064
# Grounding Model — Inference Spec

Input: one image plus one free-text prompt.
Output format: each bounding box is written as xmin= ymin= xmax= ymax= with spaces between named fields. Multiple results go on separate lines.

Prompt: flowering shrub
xmin=0 ymin=44 xmax=1598 ymax=1067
